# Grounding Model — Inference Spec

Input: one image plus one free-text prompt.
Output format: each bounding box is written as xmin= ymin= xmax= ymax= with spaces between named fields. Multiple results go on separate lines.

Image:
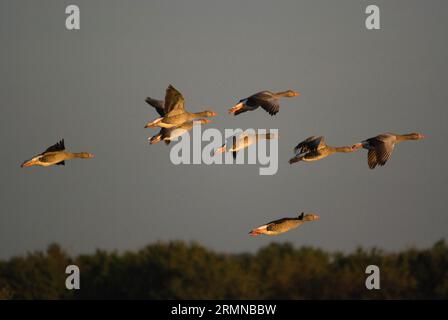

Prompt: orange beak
xmin=21 ymin=159 xmax=37 ymax=168
xmin=214 ymin=146 xmax=226 ymax=155
xmin=249 ymin=230 xmax=262 ymax=237
xmin=293 ymin=91 xmax=301 ymax=97
xmin=228 ymin=102 xmax=243 ymax=114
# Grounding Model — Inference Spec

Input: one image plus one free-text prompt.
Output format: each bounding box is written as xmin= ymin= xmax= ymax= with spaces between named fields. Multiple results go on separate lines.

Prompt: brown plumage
xmin=144 ymin=85 xmax=217 ymax=128
xmin=249 ymin=212 xmax=320 ymax=236
xmin=352 ymin=132 xmax=424 ymax=169
xmin=228 ymin=90 xmax=300 ymax=116
xmin=20 ymin=139 xmax=94 ymax=167
xmin=289 ymin=136 xmax=355 ymax=164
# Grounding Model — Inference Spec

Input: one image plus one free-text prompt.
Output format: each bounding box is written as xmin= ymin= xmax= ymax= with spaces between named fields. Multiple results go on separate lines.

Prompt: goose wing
xmin=164 ymin=85 xmax=186 ymax=116
xmin=246 ymin=91 xmax=280 ymax=116
xmin=145 ymin=97 xmax=165 ymax=117
xmin=43 ymin=139 xmax=65 ymax=154
xmin=294 ymin=136 xmax=325 ymax=154
xmin=366 ymin=135 xmax=395 ymax=169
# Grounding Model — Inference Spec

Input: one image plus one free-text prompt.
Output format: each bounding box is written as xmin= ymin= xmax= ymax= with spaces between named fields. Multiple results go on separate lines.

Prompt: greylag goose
xmin=215 ymin=131 xmax=277 ymax=159
xmin=144 ymin=85 xmax=217 ymax=128
xmin=21 ymin=139 xmax=94 ymax=167
xmin=352 ymin=132 xmax=425 ymax=169
xmin=249 ymin=212 xmax=320 ymax=236
xmin=149 ymin=119 xmax=212 ymax=145
xmin=229 ymin=90 xmax=300 ymax=116
xmin=289 ymin=136 xmax=355 ymax=164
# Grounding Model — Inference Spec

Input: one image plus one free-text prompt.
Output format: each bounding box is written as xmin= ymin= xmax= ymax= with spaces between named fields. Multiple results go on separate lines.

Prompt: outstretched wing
xmin=145 ymin=97 xmax=165 ymax=117
xmin=164 ymin=85 xmax=185 ymax=116
xmin=43 ymin=139 xmax=65 ymax=154
xmin=366 ymin=136 xmax=395 ymax=169
xmin=294 ymin=136 xmax=325 ymax=154
xmin=246 ymin=92 xmax=280 ymax=116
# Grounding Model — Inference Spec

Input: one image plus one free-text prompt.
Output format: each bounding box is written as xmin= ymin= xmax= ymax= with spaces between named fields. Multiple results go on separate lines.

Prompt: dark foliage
xmin=0 ymin=240 xmax=447 ymax=299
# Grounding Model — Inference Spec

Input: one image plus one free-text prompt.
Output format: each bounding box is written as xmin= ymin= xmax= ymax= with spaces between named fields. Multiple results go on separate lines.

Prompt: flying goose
xmin=249 ymin=212 xmax=320 ymax=236
xmin=149 ymin=119 xmax=212 ymax=145
xmin=352 ymin=132 xmax=425 ymax=169
xmin=229 ymin=90 xmax=300 ymax=116
xmin=289 ymin=136 xmax=355 ymax=164
xmin=214 ymin=131 xmax=277 ymax=159
xmin=21 ymin=139 xmax=94 ymax=167
xmin=144 ymin=85 xmax=217 ymax=128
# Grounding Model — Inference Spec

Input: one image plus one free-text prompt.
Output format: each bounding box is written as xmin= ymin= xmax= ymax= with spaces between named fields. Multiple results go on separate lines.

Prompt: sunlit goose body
xmin=144 ymin=85 xmax=217 ymax=128
xmin=249 ymin=212 xmax=320 ymax=236
xmin=289 ymin=136 xmax=355 ymax=164
xmin=149 ymin=119 xmax=212 ymax=145
xmin=20 ymin=139 xmax=94 ymax=167
xmin=352 ymin=132 xmax=425 ymax=169
xmin=229 ymin=90 xmax=300 ymax=116
xmin=215 ymin=131 xmax=277 ymax=159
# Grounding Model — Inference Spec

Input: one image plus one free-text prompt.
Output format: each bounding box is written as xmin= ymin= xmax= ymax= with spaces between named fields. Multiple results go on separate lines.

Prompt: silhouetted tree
xmin=0 ymin=240 xmax=446 ymax=299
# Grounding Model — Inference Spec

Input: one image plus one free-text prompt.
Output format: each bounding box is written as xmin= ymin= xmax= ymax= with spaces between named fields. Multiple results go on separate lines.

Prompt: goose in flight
xmin=149 ymin=119 xmax=212 ymax=145
xmin=144 ymin=85 xmax=217 ymax=128
xmin=289 ymin=136 xmax=355 ymax=164
xmin=229 ymin=90 xmax=300 ymax=116
xmin=352 ymin=132 xmax=424 ymax=169
xmin=249 ymin=212 xmax=320 ymax=236
xmin=21 ymin=139 xmax=94 ymax=167
xmin=214 ymin=131 xmax=277 ymax=159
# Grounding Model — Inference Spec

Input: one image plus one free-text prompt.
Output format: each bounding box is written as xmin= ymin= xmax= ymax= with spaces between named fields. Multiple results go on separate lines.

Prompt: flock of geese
xmin=20 ymin=84 xmax=424 ymax=237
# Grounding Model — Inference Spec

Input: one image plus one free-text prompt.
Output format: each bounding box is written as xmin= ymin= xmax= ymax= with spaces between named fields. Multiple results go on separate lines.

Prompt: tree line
xmin=0 ymin=240 xmax=447 ymax=299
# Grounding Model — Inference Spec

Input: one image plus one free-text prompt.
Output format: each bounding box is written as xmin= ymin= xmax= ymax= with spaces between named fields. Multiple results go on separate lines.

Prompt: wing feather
xmin=145 ymin=97 xmax=165 ymax=117
xmin=44 ymin=139 xmax=65 ymax=153
xmin=246 ymin=91 xmax=280 ymax=116
xmin=366 ymin=136 xmax=395 ymax=169
xmin=164 ymin=85 xmax=185 ymax=116
xmin=294 ymin=136 xmax=325 ymax=154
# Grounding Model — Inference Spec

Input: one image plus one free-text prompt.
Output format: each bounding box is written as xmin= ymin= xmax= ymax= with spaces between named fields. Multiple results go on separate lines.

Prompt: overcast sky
xmin=0 ymin=0 xmax=447 ymax=259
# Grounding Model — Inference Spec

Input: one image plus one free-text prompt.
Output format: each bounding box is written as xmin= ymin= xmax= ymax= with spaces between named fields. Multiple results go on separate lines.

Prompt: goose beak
xmin=249 ymin=230 xmax=261 ymax=237
xmin=211 ymin=112 xmax=218 ymax=117
xmin=228 ymin=102 xmax=243 ymax=114
xmin=214 ymin=146 xmax=226 ymax=155
xmin=293 ymin=91 xmax=301 ymax=97
xmin=21 ymin=160 xmax=36 ymax=168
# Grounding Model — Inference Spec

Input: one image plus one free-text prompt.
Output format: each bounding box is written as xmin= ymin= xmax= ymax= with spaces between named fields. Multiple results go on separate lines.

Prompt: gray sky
xmin=1 ymin=0 xmax=447 ymax=259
